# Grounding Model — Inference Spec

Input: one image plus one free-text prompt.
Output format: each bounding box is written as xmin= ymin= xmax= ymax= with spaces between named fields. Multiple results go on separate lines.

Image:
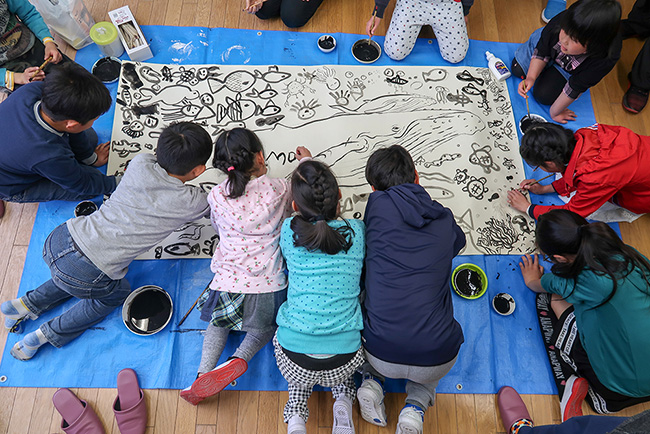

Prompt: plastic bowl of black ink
xmin=492 ymin=292 xmax=516 ymax=315
xmin=451 ymin=263 xmax=488 ymax=299
xmin=318 ymin=35 xmax=337 ymax=53
xmin=92 ymin=56 xmax=122 ymax=84
xmin=122 ymin=285 xmax=173 ymax=336
xmin=74 ymin=200 xmax=98 ymax=217
xmin=352 ymin=39 xmax=381 ymax=64
xmin=519 ymin=113 xmax=547 ymax=135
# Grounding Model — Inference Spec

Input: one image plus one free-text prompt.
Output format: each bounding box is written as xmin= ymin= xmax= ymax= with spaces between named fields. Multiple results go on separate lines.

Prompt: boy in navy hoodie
xmin=358 ymin=145 xmax=466 ymax=434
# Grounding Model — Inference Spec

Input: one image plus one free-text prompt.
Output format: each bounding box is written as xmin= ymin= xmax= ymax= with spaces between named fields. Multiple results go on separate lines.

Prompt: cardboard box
xmin=108 ymin=6 xmax=152 ymax=61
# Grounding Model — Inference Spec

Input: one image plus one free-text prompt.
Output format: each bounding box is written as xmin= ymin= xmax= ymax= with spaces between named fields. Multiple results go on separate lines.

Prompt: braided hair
xmin=520 ymin=122 xmax=576 ymax=169
xmin=213 ymin=128 xmax=264 ymax=199
xmin=537 ymin=209 xmax=650 ymax=308
xmin=290 ymin=160 xmax=354 ymax=254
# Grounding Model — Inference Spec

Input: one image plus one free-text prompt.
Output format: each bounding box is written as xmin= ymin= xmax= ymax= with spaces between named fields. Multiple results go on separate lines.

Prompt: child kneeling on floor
xmin=1 ymin=122 xmax=212 ymax=360
xmin=274 ymin=160 xmax=365 ymax=434
xmin=180 ymin=128 xmax=311 ymax=405
xmin=357 ymin=145 xmax=466 ymax=434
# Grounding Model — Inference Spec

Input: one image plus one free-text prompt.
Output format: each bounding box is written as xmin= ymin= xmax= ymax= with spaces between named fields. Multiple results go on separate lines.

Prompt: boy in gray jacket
xmin=1 ymin=122 xmax=212 ymax=360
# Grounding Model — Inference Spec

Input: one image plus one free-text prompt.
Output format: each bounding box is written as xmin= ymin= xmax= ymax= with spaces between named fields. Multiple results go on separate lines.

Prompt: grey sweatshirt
xmin=67 ymin=153 xmax=209 ymax=279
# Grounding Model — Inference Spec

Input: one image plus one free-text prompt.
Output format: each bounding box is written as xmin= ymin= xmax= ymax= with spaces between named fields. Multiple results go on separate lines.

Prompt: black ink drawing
xmin=469 ymin=143 xmax=500 ymax=174
xmin=422 ymin=68 xmax=448 ymax=82
xmin=463 ymin=176 xmax=489 ymax=200
xmin=109 ymin=63 xmax=534 ymax=258
xmin=163 ymin=242 xmax=201 ymax=256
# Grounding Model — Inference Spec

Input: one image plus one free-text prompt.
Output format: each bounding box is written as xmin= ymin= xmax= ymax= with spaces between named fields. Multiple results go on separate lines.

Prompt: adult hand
xmin=507 ymin=189 xmax=531 ymax=213
xmin=551 ymin=108 xmax=577 ymax=124
xmin=93 ymin=142 xmax=110 ymax=167
xmin=519 ymin=254 xmax=545 ymax=289
xmin=44 ymin=42 xmax=62 ymax=64
xmin=366 ymin=15 xmax=381 ymax=38
xmin=518 ymin=77 xmax=535 ymax=98
xmin=15 ymin=67 xmax=44 ymax=84
xmin=244 ymin=0 xmax=265 ymax=13
xmin=295 ymin=146 xmax=312 ymax=160
xmin=518 ymin=178 xmax=550 ymax=195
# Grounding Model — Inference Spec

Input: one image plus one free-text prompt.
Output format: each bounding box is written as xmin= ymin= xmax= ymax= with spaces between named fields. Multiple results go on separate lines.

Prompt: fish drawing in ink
xmin=259 ymin=99 xmax=282 ymax=116
xmin=422 ymin=68 xmax=447 ymax=82
xmin=246 ymin=84 xmax=278 ymax=99
xmin=138 ymin=85 xmax=200 ymax=106
xmin=163 ymin=242 xmax=201 ymax=256
xmin=254 ymin=65 xmax=291 ymax=83
xmin=215 ymin=93 xmax=259 ymax=123
xmin=386 ymin=72 xmax=408 ymax=85
xmin=174 ymin=223 xmax=206 ymax=240
xmin=255 ymin=114 xmax=285 ymax=127
xmin=208 ymin=70 xmax=258 ymax=93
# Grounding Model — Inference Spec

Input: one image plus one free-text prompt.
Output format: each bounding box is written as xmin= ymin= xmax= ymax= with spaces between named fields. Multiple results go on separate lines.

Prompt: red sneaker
xmin=560 ymin=375 xmax=589 ymax=422
xmin=180 ymin=358 xmax=247 ymax=405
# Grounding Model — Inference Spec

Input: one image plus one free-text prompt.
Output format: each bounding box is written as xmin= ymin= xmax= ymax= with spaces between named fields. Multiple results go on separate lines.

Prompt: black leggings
xmin=511 ymin=57 xmax=566 ymax=106
xmin=255 ymin=0 xmax=325 ymax=28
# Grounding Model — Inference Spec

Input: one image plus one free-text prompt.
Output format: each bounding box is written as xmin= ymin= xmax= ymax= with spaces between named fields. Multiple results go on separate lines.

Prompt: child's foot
xmin=1 ymin=298 xmax=32 ymax=333
xmin=357 ymin=377 xmax=387 ymax=426
xmin=10 ymin=329 xmax=48 ymax=360
xmin=287 ymin=414 xmax=307 ymax=434
xmin=541 ymin=0 xmax=566 ymax=23
xmin=332 ymin=395 xmax=354 ymax=434
xmin=180 ymin=357 xmax=247 ymax=405
xmin=396 ymin=404 xmax=424 ymax=434
xmin=560 ymin=375 xmax=588 ymax=422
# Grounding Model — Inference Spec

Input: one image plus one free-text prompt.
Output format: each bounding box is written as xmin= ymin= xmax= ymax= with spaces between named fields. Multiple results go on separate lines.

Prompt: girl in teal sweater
xmin=274 ymin=160 xmax=365 ymax=434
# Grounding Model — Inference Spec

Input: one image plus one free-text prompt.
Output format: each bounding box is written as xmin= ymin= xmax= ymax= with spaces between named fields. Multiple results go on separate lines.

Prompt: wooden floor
xmin=2 ymin=0 xmax=650 ymax=432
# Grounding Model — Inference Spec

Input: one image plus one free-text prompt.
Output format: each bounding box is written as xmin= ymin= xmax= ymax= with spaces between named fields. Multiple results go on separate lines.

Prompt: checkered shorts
xmin=273 ymin=334 xmax=365 ymax=422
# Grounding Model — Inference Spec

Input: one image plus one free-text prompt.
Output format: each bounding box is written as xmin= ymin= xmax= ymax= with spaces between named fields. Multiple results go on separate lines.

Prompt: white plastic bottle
xmin=486 ymin=51 xmax=511 ymax=81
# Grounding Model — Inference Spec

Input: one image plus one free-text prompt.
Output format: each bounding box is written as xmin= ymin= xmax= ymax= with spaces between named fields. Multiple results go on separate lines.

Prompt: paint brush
xmin=367 ymin=8 xmax=378 ymax=44
xmin=517 ymin=173 xmax=554 ymax=193
xmin=177 ymin=281 xmax=211 ymax=327
xmin=29 ymin=56 xmax=53 ymax=81
xmin=522 ymin=78 xmax=530 ymax=118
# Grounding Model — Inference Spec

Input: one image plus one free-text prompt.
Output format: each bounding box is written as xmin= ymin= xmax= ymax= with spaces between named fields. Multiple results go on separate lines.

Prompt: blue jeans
xmin=0 ymin=128 xmax=102 ymax=203
xmin=21 ymin=223 xmax=131 ymax=347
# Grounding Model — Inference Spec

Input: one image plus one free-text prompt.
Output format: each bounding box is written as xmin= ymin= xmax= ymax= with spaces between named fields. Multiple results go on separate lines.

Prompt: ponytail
xmin=213 ymin=128 xmax=264 ymax=199
xmin=536 ymin=210 xmax=650 ymax=306
xmin=290 ymin=160 xmax=354 ymax=255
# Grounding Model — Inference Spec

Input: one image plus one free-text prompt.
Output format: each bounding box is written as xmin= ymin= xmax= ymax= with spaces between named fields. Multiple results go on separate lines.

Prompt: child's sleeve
xmin=32 ymin=156 xmax=116 ymax=196
xmin=8 ymin=0 xmax=54 ymax=43
xmin=184 ymin=186 xmax=210 ymax=221
xmin=533 ymin=15 xmax=561 ymax=61
xmin=374 ymin=0 xmax=390 ymax=19
xmin=68 ymin=131 xmax=98 ymax=164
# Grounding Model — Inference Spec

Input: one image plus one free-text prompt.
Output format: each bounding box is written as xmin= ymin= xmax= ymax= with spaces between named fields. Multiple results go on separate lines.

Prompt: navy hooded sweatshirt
xmin=362 ymin=183 xmax=466 ymax=366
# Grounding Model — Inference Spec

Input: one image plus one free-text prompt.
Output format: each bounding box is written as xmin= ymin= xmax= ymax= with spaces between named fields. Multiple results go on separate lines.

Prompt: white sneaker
xmin=332 ymin=396 xmax=355 ymax=434
xmin=287 ymin=414 xmax=307 ymax=434
xmin=396 ymin=405 xmax=424 ymax=434
xmin=357 ymin=378 xmax=387 ymax=426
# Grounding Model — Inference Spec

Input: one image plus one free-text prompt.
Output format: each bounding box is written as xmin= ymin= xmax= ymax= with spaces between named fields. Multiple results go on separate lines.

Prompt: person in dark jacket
xmin=356 ymin=145 xmax=466 ymax=434
xmin=0 ymin=62 xmax=116 ymax=218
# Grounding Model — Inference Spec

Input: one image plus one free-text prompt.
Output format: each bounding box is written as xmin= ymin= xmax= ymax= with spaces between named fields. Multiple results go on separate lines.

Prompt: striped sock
xmin=10 ymin=329 xmax=48 ymax=361
xmin=511 ymin=418 xmax=534 ymax=434
xmin=1 ymin=298 xmax=32 ymax=332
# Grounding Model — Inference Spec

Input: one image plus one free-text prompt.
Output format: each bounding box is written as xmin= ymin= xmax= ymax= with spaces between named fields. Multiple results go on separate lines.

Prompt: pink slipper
xmin=497 ymin=386 xmax=532 ymax=433
xmin=113 ymin=368 xmax=147 ymax=434
xmin=180 ymin=358 xmax=247 ymax=405
xmin=52 ymin=388 xmax=105 ymax=434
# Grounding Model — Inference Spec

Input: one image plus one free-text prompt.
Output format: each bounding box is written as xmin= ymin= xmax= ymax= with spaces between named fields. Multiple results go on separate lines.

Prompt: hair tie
xmin=312 ymin=215 xmax=326 ymax=222
xmin=227 ymin=166 xmax=235 ymax=172
xmin=577 ymin=224 xmax=587 ymax=235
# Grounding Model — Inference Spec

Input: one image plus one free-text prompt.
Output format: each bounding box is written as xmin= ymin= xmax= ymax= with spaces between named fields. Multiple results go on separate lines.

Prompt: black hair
xmin=290 ymin=160 xmax=354 ymax=255
xmin=560 ymin=0 xmax=621 ymax=58
xmin=520 ymin=122 xmax=576 ymax=169
xmin=40 ymin=63 xmax=112 ymax=125
xmin=536 ymin=209 xmax=650 ymax=307
xmin=156 ymin=122 xmax=212 ymax=176
xmin=213 ymin=128 xmax=264 ymax=199
xmin=365 ymin=145 xmax=416 ymax=190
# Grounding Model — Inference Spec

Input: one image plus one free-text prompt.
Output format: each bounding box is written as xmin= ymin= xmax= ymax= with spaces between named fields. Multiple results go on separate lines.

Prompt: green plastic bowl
xmin=451 ymin=263 xmax=488 ymax=299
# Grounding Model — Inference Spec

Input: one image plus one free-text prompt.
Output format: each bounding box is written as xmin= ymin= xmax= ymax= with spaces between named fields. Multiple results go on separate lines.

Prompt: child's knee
xmin=384 ymin=45 xmax=409 ymax=61
xmin=440 ymin=44 xmax=468 ymax=64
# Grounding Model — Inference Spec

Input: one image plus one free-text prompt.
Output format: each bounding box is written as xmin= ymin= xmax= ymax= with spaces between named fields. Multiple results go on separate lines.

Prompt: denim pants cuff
xmin=39 ymin=323 xmax=62 ymax=348
xmin=20 ymin=294 xmax=43 ymax=319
